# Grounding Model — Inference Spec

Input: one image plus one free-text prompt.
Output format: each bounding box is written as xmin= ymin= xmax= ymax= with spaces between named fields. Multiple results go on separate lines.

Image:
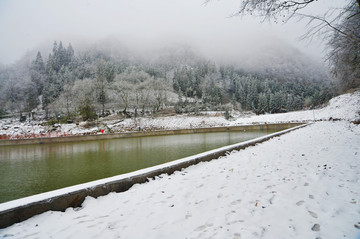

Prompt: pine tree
xmin=66 ymin=43 xmax=74 ymax=66
xmin=258 ymin=93 xmax=268 ymax=114
xmin=25 ymin=82 xmax=39 ymax=112
xmin=57 ymin=41 xmax=67 ymax=69
xmin=31 ymin=52 xmax=46 ymax=95
xmin=286 ymin=94 xmax=295 ymax=111
xmin=49 ymin=41 xmax=60 ymax=72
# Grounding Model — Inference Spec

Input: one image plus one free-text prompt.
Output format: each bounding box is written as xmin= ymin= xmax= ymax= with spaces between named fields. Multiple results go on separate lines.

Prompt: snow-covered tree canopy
xmin=0 ymin=41 xmax=335 ymax=120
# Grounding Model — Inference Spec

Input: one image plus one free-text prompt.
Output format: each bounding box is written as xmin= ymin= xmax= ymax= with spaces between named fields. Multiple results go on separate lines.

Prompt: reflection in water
xmin=0 ymin=130 xmax=276 ymax=203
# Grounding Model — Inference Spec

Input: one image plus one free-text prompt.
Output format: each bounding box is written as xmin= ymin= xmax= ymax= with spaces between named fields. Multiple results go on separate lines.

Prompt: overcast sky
xmin=0 ymin=0 xmax=342 ymax=65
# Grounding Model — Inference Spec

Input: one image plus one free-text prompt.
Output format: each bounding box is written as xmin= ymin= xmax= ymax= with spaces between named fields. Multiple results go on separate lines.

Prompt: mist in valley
xmin=0 ymin=0 xmax=345 ymax=120
xmin=0 ymin=0 xmax=336 ymax=65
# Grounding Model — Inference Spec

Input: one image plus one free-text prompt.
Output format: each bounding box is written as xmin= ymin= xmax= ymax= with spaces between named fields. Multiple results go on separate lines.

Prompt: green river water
xmin=0 ymin=130 xmax=278 ymax=203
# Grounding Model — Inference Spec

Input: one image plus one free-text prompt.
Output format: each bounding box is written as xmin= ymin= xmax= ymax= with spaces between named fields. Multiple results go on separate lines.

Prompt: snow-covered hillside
xmin=232 ymin=90 xmax=360 ymax=124
xmin=117 ymin=90 xmax=360 ymax=130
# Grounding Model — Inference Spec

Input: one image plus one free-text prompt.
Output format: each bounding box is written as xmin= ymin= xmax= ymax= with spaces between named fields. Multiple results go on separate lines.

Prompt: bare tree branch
xmin=299 ymin=13 xmax=360 ymax=43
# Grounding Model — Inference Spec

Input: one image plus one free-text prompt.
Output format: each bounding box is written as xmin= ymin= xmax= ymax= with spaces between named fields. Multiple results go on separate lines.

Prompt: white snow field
xmin=0 ymin=91 xmax=359 ymax=239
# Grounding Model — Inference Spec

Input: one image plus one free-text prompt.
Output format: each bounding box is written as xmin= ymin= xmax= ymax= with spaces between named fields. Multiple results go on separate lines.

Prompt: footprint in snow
xmin=269 ymin=195 xmax=275 ymax=205
xmin=1 ymin=234 xmax=14 ymax=238
xmin=194 ymin=223 xmax=213 ymax=231
xmin=308 ymin=211 xmax=318 ymax=218
xmin=227 ymin=220 xmax=244 ymax=225
xmin=288 ymin=225 xmax=296 ymax=232
xmin=77 ymin=219 xmax=94 ymax=224
xmin=107 ymin=222 xmax=117 ymax=230
xmin=185 ymin=212 xmax=192 ymax=219
xmin=230 ymin=199 xmax=242 ymax=206
xmin=73 ymin=215 xmax=88 ymax=220
xmin=311 ymin=224 xmax=320 ymax=231
xmin=354 ymin=222 xmax=360 ymax=229
xmin=233 ymin=233 xmax=241 ymax=239
xmin=296 ymin=200 xmax=305 ymax=206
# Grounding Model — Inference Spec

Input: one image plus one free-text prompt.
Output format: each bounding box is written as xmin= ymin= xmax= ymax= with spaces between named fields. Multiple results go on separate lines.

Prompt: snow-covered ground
xmin=0 ymin=91 xmax=359 ymax=239
xmin=1 ymin=91 xmax=360 ymax=138
xmin=118 ymin=90 xmax=360 ymax=130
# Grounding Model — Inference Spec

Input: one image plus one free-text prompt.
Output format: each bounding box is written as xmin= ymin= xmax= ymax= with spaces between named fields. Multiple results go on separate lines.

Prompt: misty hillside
xmin=0 ymin=40 xmax=334 ymax=121
xmin=227 ymin=40 xmax=329 ymax=84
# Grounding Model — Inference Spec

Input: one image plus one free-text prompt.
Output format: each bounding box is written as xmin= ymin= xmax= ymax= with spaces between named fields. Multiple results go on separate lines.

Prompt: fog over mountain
xmin=0 ymin=0 xmax=339 ymax=67
xmin=0 ymin=0 xmax=341 ymax=119
xmin=15 ymin=35 xmax=329 ymax=83
xmin=0 ymin=37 xmax=334 ymax=119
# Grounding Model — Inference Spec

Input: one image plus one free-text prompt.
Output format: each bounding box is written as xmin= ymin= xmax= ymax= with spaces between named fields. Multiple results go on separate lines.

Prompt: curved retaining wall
xmin=0 ymin=123 xmax=303 ymax=146
xmin=0 ymin=123 xmax=308 ymax=228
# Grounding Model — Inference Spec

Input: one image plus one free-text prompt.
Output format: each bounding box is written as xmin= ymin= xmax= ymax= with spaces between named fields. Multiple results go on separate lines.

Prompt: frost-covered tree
xmin=328 ymin=2 xmax=360 ymax=91
xmin=0 ymin=40 xmax=336 ymax=118
xmin=42 ymin=41 xmax=76 ymax=112
xmin=72 ymin=79 xmax=97 ymax=121
xmin=111 ymin=77 xmax=134 ymax=114
xmin=258 ymin=92 xmax=268 ymax=114
xmin=51 ymin=84 xmax=74 ymax=118
xmin=229 ymin=0 xmax=319 ymax=20
xmin=66 ymin=43 xmax=75 ymax=67
xmin=0 ymin=67 xmax=8 ymax=116
xmin=149 ymin=78 xmax=171 ymax=112
xmin=24 ymin=82 xmax=39 ymax=112
xmin=30 ymin=52 xmax=46 ymax=95
xmin=134 ymin=81 xmax=151 ymax=116
xmin=6 ymin=79 xmax=26 ymax=115
xmin=95 ymin=60 xmax=115 ymax=116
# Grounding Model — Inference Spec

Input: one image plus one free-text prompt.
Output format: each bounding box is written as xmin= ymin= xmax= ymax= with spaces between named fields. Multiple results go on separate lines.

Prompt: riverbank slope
xmin=0 ymin=91 xmax=359 ymax=239
xmin=1 ymin=91 xmax=359 ymax=139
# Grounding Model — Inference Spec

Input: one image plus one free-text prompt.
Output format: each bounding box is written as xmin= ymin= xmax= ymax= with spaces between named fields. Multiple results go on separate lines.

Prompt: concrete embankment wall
xmin=0 ymin=123 xmax=303 ymax=146
xmin=0 ymin=123 xmax=308 ymax=228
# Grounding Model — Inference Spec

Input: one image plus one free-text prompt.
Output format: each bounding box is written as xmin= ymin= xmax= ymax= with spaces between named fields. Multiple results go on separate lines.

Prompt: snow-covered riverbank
xmin=1 ymin=91 xmax=359 ymax=139
xmin=0 ymin=91 xmax=359 ymax=239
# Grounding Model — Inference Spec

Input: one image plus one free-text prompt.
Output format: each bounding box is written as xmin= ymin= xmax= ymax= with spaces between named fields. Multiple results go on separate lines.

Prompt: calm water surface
xmin=0 ymin=130 xmax=277 ymax=203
